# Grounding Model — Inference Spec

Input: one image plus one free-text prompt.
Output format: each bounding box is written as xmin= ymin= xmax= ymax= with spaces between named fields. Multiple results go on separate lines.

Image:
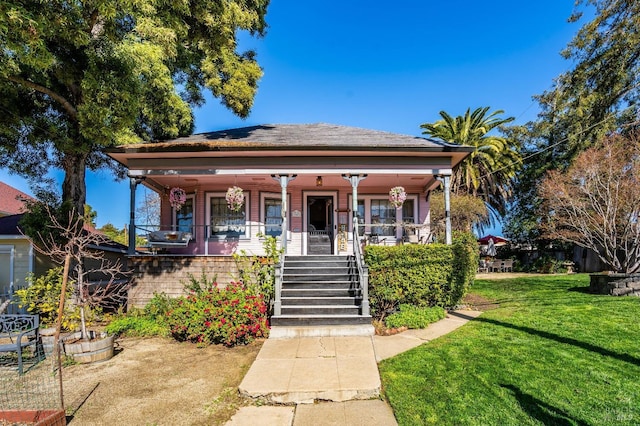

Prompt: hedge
xmin=364 ymin=231 xmax=478 ymax=319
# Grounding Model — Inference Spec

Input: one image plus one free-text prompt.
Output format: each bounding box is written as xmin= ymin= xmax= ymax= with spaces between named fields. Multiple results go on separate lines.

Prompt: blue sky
xmin=1 ymin=1 xmax=582 ymax=233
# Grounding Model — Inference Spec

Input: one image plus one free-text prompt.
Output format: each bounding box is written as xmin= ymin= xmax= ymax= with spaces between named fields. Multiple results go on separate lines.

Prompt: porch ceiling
xmin=140 ymin=173 xmax=441 ymax=193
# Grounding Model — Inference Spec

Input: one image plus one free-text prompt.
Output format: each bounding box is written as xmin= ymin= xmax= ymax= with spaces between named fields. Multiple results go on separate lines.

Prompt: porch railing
xmin=352 ymin=216 xmax=370 ymax=316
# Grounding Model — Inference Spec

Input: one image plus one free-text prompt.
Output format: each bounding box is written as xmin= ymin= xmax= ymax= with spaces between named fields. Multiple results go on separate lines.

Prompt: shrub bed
xmin=384 ymin=305 xmax=446 ymax=329
xmin=165 ymin=281 xmax=269 ymax=347
xmin=365 ymin=231 xmax=477 ymax=319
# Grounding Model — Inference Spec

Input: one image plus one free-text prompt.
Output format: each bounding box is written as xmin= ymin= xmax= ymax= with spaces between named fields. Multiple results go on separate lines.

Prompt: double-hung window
xmin=206 ymin=193 xmax=248 ymax=239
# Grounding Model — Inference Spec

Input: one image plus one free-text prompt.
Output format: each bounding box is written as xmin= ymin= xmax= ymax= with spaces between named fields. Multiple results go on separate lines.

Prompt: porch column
xmin=343 ymin=173 xmax=369 ymax=316
xmin=342 ymin=174 xmax=367 ymax=231
xmin=272 ymin=174 xmax=296 ymax=253
xmin=128 ymin=176 xmax=145 ymax=255
xmin=437 ymin=175 xmax=452 ymax=245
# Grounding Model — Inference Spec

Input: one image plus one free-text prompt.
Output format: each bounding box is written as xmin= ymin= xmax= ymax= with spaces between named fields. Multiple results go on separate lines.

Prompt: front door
xmin=306 ymin=195 xmax=335 ymax=255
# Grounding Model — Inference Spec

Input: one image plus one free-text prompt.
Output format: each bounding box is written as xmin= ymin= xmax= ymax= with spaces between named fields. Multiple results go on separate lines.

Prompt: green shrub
xmin=14 ymin=267 xmax=84 ymax=330
xmin=233 ymin=234 xmax=283 ymax=313
xmin=104 ymin=293 xmax=173 ymax=337
xmin=365 ymin=231 xmax=477 ymax=319
xmin=105 ymin=313 xmax=169 ymax=337
xmin=384 ymin=305 xmax=446 ymax=329
xmin=166 ymin=281 xmax=269 ymax=347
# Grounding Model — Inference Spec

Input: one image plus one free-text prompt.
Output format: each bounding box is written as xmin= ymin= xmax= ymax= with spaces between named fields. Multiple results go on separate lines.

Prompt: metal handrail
xmin=352 ymin=216 xmax=369 ymax=316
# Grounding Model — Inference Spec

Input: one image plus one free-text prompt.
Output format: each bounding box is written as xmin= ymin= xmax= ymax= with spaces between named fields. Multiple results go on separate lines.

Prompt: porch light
xmin=316 ymin=176 xmax=323 ymax=187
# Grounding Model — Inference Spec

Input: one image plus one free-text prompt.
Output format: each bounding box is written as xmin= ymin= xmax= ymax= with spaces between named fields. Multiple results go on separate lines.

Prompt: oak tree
xmin=0 ymin=0 xmax=269 ymax=215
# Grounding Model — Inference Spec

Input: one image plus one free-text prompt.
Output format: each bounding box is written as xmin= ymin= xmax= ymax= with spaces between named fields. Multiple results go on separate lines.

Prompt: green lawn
xmin=379 ymin=274 xmax=640 ymax=425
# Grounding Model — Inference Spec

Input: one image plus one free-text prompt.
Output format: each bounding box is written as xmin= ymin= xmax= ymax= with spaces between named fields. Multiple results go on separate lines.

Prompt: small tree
xmin=539 ymin=133 xmax=640 ymax=273
xmin=23 ymin=204 xmax=131 ymax=339
xmin=429 ymin=191 xmax=489 ymax=237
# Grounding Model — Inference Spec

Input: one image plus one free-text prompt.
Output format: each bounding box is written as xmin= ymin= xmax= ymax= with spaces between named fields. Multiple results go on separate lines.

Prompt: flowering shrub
xmin=225 ymin=186 xmax=245 ymax=212
xmin=169 ymin=187 xmax=187 ymax=210
xmin=165 ymin=281 xmax=269 ymax=346
xmin=389 ymin=186 xmax=406 ymax=208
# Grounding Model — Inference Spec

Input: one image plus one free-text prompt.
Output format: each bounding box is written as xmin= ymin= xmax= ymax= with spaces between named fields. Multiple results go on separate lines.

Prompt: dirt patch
xmin=62 ymin=337 xmax=263 ymax=425
xmin=461 ymin=293 xmax=499 ymax=311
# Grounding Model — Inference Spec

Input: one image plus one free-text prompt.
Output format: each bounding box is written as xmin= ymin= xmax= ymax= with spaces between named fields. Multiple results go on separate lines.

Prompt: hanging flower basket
xmin=389 ymin=186 xmax=407 ymax=209
xmin=226 ymin=186 xmax=245 ymax=212
xmin=169 ymin=187 xmax=187 ymax=210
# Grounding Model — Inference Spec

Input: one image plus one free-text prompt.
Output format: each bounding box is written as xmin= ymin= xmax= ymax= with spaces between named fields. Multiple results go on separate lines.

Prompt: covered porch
xmin=107 ymin=124 xmax=470 ymax=258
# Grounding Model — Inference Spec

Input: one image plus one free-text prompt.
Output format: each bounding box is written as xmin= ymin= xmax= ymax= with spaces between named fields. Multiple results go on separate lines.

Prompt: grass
xmin=379 ymin=274 xmax=640 ymax=425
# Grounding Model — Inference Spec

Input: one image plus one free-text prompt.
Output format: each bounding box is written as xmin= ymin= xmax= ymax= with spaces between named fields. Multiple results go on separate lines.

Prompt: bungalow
xmin=107 ymin=123 xmax=472 ymax=328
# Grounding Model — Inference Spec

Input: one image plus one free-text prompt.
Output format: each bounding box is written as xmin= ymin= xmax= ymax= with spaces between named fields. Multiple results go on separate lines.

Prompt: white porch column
xmin=342 ymin=174 xmax=367 ymax=233
xmin=272 ymin=174 xmax=296 ymax=253
xmin=437 ymin=175 xmax=453 ymax=245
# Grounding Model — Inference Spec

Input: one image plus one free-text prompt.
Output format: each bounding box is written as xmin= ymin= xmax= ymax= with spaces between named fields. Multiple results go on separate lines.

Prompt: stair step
xmin=282 ymin=289 xmax=359 ymax=297
xmin=282 ymin=282 xmax=357 ymax=290
xmin=281 ymin=305 xmax=360 ymax=315
xmin=281 ymin=297 xmax=358 ymax=306
xmin=271 ymin=315 xmax=372 ymax=326
xmin=286 ymin=255 xmax=351 ymax=262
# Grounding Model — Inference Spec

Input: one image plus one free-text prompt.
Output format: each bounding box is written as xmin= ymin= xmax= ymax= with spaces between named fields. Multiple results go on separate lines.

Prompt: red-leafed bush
xmin=166 ymin=281 xmax=269 ymax=347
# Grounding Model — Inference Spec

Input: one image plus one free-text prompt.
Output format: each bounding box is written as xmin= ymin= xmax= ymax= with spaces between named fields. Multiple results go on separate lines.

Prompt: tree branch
xmin=6 ymin=75 xmax=78 ymax=120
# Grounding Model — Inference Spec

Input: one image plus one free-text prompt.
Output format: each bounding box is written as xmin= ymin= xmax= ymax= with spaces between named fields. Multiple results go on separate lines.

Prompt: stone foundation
xmin=128 ymin=256 xmax=239 ymax=308
xmin=589 ymin=273 xmax=640 ymax=296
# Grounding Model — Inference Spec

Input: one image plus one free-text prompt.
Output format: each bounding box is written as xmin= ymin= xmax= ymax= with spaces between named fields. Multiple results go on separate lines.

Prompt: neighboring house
xmin=0 ymin=183 xmax=34 ymax=311
xmin=108 ymin=123 xmax=473 ymax=323
xmin=0 ymin=181 xmax=32 ymax=217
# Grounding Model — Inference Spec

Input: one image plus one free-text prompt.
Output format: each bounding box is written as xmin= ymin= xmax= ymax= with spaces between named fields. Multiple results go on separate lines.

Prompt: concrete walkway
xmin=228 ymin=309 xmax=482 ymax=426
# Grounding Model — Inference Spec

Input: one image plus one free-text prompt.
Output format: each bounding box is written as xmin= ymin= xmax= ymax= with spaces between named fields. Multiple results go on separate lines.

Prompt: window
xmin=0 ymin=246 xmax=13 ymax=299
xmin=173 ymin=194 xmax=195 ymax=238
xmin=264 ymin=198 xmax=282 ymax=237
xmin=370 ymin=199 xmax=396 ymax=236
xmin=206 ymin=193 xmax=248 ymax=239
xmin=348 ymin=194 xmax=418 ymax=239
xmin=260 ymin=192 xmax=290 ymax=238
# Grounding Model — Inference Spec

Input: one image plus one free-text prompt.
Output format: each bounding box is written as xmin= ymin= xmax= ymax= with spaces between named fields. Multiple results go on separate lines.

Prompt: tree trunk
xmin=62 ymin=152 xmax=87 ymax=217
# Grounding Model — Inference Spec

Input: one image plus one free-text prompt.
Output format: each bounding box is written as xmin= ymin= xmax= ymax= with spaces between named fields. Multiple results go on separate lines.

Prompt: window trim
xmin=348 ymin=194 xmax=419 ymax=239
xmin=205 ymin=191 xmax=250 ymax=240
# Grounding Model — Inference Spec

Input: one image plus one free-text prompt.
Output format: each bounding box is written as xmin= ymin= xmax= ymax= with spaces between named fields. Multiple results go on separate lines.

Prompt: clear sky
xmin=1 ymin=1 xmax=582 ymax=233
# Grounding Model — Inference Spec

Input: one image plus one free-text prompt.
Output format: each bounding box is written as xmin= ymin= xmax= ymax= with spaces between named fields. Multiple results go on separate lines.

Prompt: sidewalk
xmin=228 ymin=310 xmax=482 ymax=426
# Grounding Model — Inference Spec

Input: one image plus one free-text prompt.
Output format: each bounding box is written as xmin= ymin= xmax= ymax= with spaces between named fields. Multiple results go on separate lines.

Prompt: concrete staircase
xmin=270 ymin=255 xmax=372 ymax=336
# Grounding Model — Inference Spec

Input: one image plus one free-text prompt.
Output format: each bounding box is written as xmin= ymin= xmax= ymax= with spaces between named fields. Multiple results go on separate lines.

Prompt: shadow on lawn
xmin=475 ymin=317 xmax=640 ymax=367
xmin=500 ymin=384 xmax=588 ymax=426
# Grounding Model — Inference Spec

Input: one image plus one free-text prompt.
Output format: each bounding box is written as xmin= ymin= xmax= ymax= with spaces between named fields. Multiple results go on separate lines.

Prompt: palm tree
xmin=420 ymin=107 xmax=521 ymax=220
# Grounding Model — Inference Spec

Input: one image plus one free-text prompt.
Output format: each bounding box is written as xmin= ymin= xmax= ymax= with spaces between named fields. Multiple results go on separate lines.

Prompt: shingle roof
xmin=109 ymin=123 xmax=474 ymax=153
xmin=0 ymin=182 xmax=33 ymax=216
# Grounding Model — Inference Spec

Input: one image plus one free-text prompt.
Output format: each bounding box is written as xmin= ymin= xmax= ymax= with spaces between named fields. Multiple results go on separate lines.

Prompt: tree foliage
xmin=0 ymin=0 xmax=269 ymax=214
xmin=429 ymin=191 xmax=488 ymax=237
xmin=539 ymin=133 xmax=640 ymax=273
xmin=505 ymin=0 xmax=640 ymax=243
xmin=421 ymin=107 xmax=520 ymax=222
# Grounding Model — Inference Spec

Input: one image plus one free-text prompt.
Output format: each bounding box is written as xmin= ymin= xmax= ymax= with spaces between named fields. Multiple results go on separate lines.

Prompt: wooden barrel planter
xmin=63 ymin=333 xmax=115 ymax=364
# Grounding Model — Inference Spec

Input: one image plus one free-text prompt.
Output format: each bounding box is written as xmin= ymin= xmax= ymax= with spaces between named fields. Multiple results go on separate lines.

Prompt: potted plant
xmin=389 ymin=186 xmax=407 ymax=209
xmin=226 ymin=186 xmax=245 ymax=212
xmin=169 ymin=187 xmax=187 ymax=210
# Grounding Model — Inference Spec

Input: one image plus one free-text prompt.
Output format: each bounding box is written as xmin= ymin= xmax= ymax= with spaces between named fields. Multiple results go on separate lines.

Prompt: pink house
xmin=107 ymin=123 xmax=472 ymax=327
